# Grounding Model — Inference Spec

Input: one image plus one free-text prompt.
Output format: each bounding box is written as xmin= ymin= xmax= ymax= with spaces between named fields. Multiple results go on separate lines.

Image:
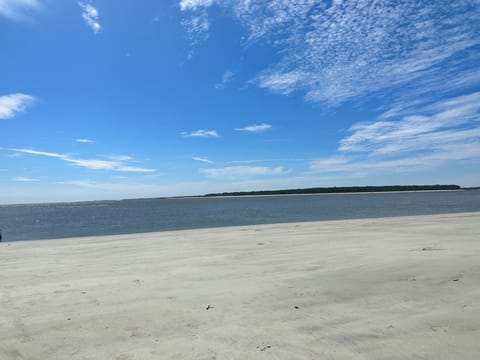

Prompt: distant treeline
xmin=205 ymin=185 xmax=461 ymax=197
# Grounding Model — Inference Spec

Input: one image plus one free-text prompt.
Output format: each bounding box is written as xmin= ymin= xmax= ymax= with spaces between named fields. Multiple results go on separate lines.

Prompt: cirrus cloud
xmin=310 ymin=92 xmax=480 ymax=174
xmin=192 ymin=156 xmax=213 ymax=164
xmin=0 ymin=0 xmax=41 ymax=20
xmin=235 ymin=123 xmax=272 ymax=132
xmin=180 ymin=0 xmax=214 ymax=11
xmin=13 ymin=176 xmax=39 ymax=182
xmin=181 ymin=0 xmax=480 ymax=106
xmin=181 ymin=129 xmax=220 ymax=138
xmin=200 ymin=165 xmax=287 ymax=179
xmin=76 ymin=138 xmax=94 ymax=143
xmin=10 ymin=148 xmax=156 ymax=173
xmin=215 ymin=70 xmax=235 ymax=89
xmin=0 ymin=93 xmax=35 ymax=119
xmin=78 ymin=1 xmax=101 ymax=34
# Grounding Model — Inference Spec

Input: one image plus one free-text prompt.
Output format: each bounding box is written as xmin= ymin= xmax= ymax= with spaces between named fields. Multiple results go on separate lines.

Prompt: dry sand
xmin=1 ymin=213 xmax=479 ymax=359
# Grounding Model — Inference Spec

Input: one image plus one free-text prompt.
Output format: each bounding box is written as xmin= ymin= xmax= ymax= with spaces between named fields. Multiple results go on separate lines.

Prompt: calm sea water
xmin=1 ymin=190 xmax=479 ymax=242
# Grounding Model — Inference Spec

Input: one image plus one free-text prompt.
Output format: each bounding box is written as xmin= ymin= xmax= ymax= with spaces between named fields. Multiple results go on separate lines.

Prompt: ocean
xmin=1 ymin=190 xmax=479 ymax=242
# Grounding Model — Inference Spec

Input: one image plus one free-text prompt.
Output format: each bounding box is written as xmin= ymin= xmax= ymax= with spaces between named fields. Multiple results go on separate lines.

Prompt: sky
xmin=1 ymin=0 xmax=479 ymax=203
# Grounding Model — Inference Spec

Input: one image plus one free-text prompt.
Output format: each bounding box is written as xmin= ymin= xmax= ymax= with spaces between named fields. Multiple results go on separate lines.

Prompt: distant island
xmin=205 ymin=185 xmax=461 ymax=197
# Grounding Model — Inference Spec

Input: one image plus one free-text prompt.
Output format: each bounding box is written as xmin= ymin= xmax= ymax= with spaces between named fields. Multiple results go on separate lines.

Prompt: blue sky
xmin=1 ymin=0 xmax=479 ymax=203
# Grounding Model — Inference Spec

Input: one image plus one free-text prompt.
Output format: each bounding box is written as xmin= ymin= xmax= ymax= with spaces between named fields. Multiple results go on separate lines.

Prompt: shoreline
xmin=198 ymin=188 xmax=465 ymax=199
xmin=3 ymin=209 xmax=478 ymax=244
xmin=0 ymin=188 xmax=472 ymax=206
xmin=1 ymin=212 xmax=479 ymax=359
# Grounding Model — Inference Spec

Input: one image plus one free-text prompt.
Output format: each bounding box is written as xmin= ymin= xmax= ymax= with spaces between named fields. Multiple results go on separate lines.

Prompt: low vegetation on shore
xmin=205 ymin=185 xmax=460 ymax=197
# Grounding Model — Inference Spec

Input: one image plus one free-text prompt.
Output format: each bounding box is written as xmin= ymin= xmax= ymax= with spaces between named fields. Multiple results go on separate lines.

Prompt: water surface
xmin=1 ymin=190 xmax=479 ymax=242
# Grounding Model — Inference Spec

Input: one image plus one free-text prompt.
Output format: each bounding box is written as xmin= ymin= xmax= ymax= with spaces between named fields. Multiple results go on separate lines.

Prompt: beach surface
xmin=1 ymin=213 xmax=479 ymax=359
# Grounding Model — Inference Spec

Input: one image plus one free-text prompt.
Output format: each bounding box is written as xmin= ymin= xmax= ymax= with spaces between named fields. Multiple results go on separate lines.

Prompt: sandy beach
xmin=1 ymin=212 xmax=479 ymax=359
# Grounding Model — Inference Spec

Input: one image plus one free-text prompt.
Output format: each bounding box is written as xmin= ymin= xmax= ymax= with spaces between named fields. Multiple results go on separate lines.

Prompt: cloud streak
xmin=215 ymin=70 xmax=235 ymax=89
xmin=181 ymin=8 xmax=210 ymax=48
xmin=200 ymin=165 xmax=287 ymax=179
xmin=13 ymin=177 xmax=39 ymax=182
xmin=235 ymin=123 xmax=272 ymax=132
xmin=181 ymin=0 xmax=480 ymax=105
xmin=0 ymin=93 xmax=35 ymax=119
xmin=0 ymin=0 xmax=41 ymax=20
xmin=182 ymin=129 xmax=220 ymax=138
xmin=310 ymin=92 xmax=480 ymax=174
xmin=11 ymin=148 xmax=156 ymax=173
xmin=192 ymin=156 xmax=213 ymax=164
xmin=180 ymin=0 xmax=214 ymax=11
xmin=76 ymin=138 xmax=94 ymax=143
xmin=78 ymin=1 xmax=101 ymax=34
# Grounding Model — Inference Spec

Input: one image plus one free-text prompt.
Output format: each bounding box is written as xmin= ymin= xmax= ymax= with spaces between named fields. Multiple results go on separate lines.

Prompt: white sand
xmin=1 ymin=213 xmax=479 ymax=359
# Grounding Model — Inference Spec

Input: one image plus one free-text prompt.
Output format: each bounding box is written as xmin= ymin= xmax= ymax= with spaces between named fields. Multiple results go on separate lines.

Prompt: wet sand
xmin=1 ymin=212 xmax=479 ymax=359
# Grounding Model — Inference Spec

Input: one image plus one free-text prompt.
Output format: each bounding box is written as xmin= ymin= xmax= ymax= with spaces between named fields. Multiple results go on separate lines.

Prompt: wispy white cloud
xmin=106 ymin=154 xmax=133 ymax=162
xmin=0 ymin=0 xmax=41 ymax=20
xmin=58 ymin=180 xmax=103 ymax=188
xmin=13 ymin=176 xmax=39 ymax=182
xmin=200 ymin=165 xmax=287 ymax=179
xmin=76 ymin=138 xmax=94 ymax=143
xmin=11 ymin=149 xmax=63 ymax=158
xmin=256 ymin=71 xmax=304 ymax=96
xmin=78 ymin=1 xmax=101 ymax=34
xmin=181 ymin=129 xmax=220 ymax=138
xmin=339 ymin=92 xmax=480 ymax=155
xmin=215 ymin=70 xmax=235 ymax=89
xmin=0 ymin=93 xmax=35 ymax=119
xmin=181 ymin=9 xmax=210 ymax=47
xmin=228 ymin=158 xmax=306 ymax=164
xmin=57 ymin=180 xmax=167 ymax=194
xmin=180 ymin=0 xmax=214 ymax=11
xmin=181 ymin=0 xmax=480 ymax=105
xmin=192 ymin=156 xmax=213 ymax=164
xmin=235 ymin=123 xmax=272 ymax=132
xmin=310 ymin=92 xmax=480 ymax=174
xmin=11 ymin=148 xmax=156 ymax=173
xmin=311 ymin=143 xmax=480 ymax=175
xmin=227 ymin=159 xmax=274 ymax=164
